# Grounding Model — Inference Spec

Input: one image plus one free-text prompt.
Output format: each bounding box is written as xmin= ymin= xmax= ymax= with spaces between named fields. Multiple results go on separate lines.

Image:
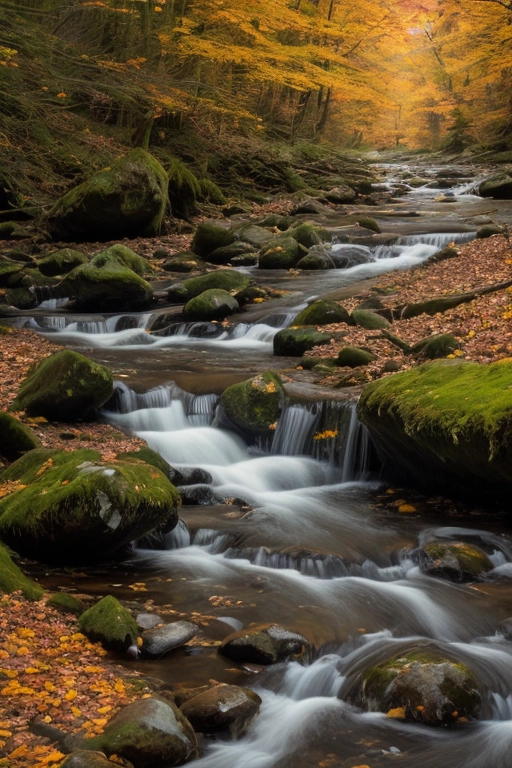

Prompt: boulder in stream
xmin=182 ymin=288 xmax=239 ymax=321
xmin=479 ymin=174 xmax=512 ymax=199
xmin=293 ymin=299 xmax=351 ymax=326
xmin=273 ymin=326 xmax=331 ymax=357
xmin=0 ymin=448 xmax=180 ymax=563
xmin=91 ymin=244 xmax=151 ymax=277
xmin=36 ymin=248 xmax=89 ymax=277
xmin=357 ymin=359 xmax=512 ymax=500
xmin=60 ymin=260 xmax=153 ymax=312
xmin=218 ymin=623 xmax=311 ymax=664
xmin=358 ymin=651 xmax=480 ymax=725
xmin=167 ymin=269 xmax=250 ymax=302
xmin=419 ymin=541 xmax=493 ymax=582
xmin=83 ymin=696 xmax=197 ymax=767
xmin=141 ymin=620 xmax=198 ymax=658
xmin=179 ymin=683 xmax=262 ymax=735
xmin=11 ymin=349 xmax=114 ymax=422
xmin=217 ymin=371 xmax=284 ymax=439
xmin=259 ymin=236 xmax=306 ymax=269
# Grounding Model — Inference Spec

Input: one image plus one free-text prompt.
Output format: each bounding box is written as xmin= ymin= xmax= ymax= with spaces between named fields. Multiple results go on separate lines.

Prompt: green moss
xmin=61 ymin=260 xmax=153 ymax=312
xmin=351 ymin=309 xmax=391 ymax=330
xmin=206 ymin=242 xmax=257 ymax=266
xmin=0 ymin=542 xmax=43 ymax=600
xmin=12 ymin=349 xmax=114 ymax=422
xmin=259 ymin=237 xmax=305 ymax=269
xmin=36 ymin=248 xmax=89 ymax=277
xmin=274 ymin=327 xmax=331 ymax=357
xmin=5 ymin=286 xmax=36 ymax=309
xmin=0 ymin=412 xmax=41 ymax=461
xmin=412 ymin=333 xmax=461 ymax=360
xmin=183 ymin=289 xmax=239 ymax=321
xmin=337 ymin=346 xmax=376 ymax=367
xmin=220 ymin=371 xmax=284 ymax=436
xmin=357 ymin=216 xmax=381 ymax=233
xmin=91 ymin=244 xmax=151 ymax=276
xmin=47 ymin=592 xmax=85 ymax=616
xmin=168 ymin=270 xmax=250 ymax=302
xmin=288 ymin=223 xmax=331 ymax=248
xmin=357 ymin=359 xmax=512 ymax=494
xmin=422 ymin=541 xmax=493 ymax=580
xmin=117 ymin=447 xmax=170 ymax=477
xmin=0 ymin=448 xmax=181 ymax=562
xmin=191 ymin=223 xmax=235 ymax=258
xmin=78 ymin=595 xmax=137 ymax=652
xmin=294 ymin=300 xmax=350 ymax=327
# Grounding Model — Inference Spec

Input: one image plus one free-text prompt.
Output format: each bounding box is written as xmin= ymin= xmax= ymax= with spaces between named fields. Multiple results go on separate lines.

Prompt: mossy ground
xmin=0 ymin=542 xmax=43 ymax=601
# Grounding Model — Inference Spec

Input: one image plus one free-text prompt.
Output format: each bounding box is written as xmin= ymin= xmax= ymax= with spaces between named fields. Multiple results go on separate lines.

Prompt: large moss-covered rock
xmin=36 ymin=248 xmax=89 ymax=277
xmin=273 ymin=327 xmax=331 ymax=357
xmin=167 ymin=270 xmax=250 ymax=302
xmin=0 ymin=448 xmax=180 ymax=562
xmin=357 ymin=359 xmax=512 ymax=499
xmin=358 ymin=652 xmax=480 ymax=725
xmin=0 ymin=542 xmax=43 ymax=600
xmin=91 ymin=245 xmax=150 ymax=277
xmin=259 ymin=237 xmax=305 ymax=269
xmin=83 ymin=697 xmax=197 ymax=767
xmin=218 ymin=371 xmax=284 ymax=438
xmin=206 ymin=241 xmax=256 ymax=265
xmin=12 ymin=350 xmax=114 ymax=421
xmin=47 ymin=592 xmax=85 ymax=616
xmin=419 ymin=541 xmax=493 ymax=582
xmin=78 ymin=595 xmax=138 ymax=653
xmin=351 ymin=309 xmax=391 ymax=330
xmin=479 ymin=174 xmax=512 ymax=199
xmin=288 ymin=222 xmax=331 ymax=249
xmin=190 ymin=222 xmax=235 ymax=258
xmin=179 ymin=683 xmax=262 ymax=734
xmin=337 ymin=346 xmax=375 ymax=367
xmin=60 ymin=261 xmax=153 ymax=312
xmin=0 ymin=412 xmax=41 ymax=461
xmin=293 ymin=299 xmax=351 ymax=327
xmin=182 ymin=289 xmax=239 ymax=321
xmin=47 ymin=149 xmax=168 ymax=241
xmin=219 ymin=623 xmax=310 ymax=665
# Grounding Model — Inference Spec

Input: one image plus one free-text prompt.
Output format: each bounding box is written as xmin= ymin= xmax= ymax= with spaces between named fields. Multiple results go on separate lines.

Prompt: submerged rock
xmin=11 ymin=349 xmax=114 ymax=422
xmin=358 ymin=652 xmax=480 ymax=725
xmin=218 ymin=623 xmax=311 ymax=664
xmin=357 ymin=359 xmax=512 ymax=500
xmin=180 ymin=683 xmax=262 ymax=735
xmin=47 ymin=148 xmax=168 ymax=241
xmin=0 ymin=448 xmax=180 ymax=563
xmin=78 ymin=595 xmax=138 ymax=654
xmin=83 ymin=696 xmax=197 ymax=767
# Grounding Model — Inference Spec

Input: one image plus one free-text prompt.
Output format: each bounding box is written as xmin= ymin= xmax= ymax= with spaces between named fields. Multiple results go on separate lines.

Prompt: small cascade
xmin=108 ymin=380 xmax=219 ymax=420
xmin=396 ymin=232 xmax=476 ymax=248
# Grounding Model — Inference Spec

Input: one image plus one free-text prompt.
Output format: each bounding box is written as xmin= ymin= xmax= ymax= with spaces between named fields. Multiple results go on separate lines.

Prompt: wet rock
xmin=476 ymin=224 xmax=505 ymax=239
xmin=358 ymin=652 xmax=480 ymax=725
xmin=325 ymin=184 xmax=357 ymax=204
xmin=425 ymin=246 xmax=459 ymax=266
xmin=273 ymin=327 xmax=331 ymax=357
xmin=351 ymin=309 xmax=391 ymax=330
xmin=296 ymin=248 xmax=334 ymax=270
xmin=0 ymin=448 xmax=180 ymax=563
xmin=91 ymin=244 xmax=150 ymax=277
xmin=182 ymin=288 xmax=239 ymax=322
xmin=218 ymin=623 xmax=311 ymax=664
xmin=167 ymin=270 xmax=250 ymax=302
xmin=0 ymin=412 xmax=41 ymax=461
xmin=162 ymin=251 xmax=203 ymax=273
xmin=356 ymin=216 xmax=381 ymax=233
xmin=419 ymin=541 xmax=493 ymax=582
xmin=36 ymin=248 xmax=89 ymax=277
xmin=141 ymin=620 xmax=198 ymax=658
xmin=47 ymin=149 xmax=168 ymax=240
xmin=288 ymin=222 xmax=331 ymax=248
xmin=60 ymin=751 xmax=125 ymax=768
xmin=206 ymin=241 xmax=256 ymax=265
xmin=357 ymin=359 xmax=512 ymax=500
xmin=83 ymin=696 xmax=197 ymax=767
xmin=60 ymin=261 xmax=153 ymax=312
xmin=179 ymin=683 xmax=262 ymax=735
xmin=78 ymin=595 xmax=138 ymax=654
xmin=411 ymin=333 xmax=461 ymax=360
xmin=479 ymin=174 xmax=512 ymax=199
xmin=136 ymin=612 xmax=164 ymax=631
xmin=190 ymin=222 xmax=235 ymax=258
xmin=291 ymin=197 xmax=332 ymax=216
xmin=47 ymin=593 xmax=85 ymax=616
xmin=0 ymin=541 xmax=43 ymax=601
xmin=11 ymin=349 xmax=114 ymax=421
xmin=293 ymin=299 xmax=351 ymax=327
xmin=259 ymin=236 xmax=306 ymax=269
xmin=231 ymin=223 xmax=274 ymax=249
xmin=217 ymin=371 xmax=284 ymax=439
xmin=336 ymin=346 xmax=375 ymax=367
xmin=169 ymin=466 xmax=213 ymax=486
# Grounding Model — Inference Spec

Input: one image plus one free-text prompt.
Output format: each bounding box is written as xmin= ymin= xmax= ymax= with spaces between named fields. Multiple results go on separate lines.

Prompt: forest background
xmin=1 ymin=0 xmax=511 ymax=212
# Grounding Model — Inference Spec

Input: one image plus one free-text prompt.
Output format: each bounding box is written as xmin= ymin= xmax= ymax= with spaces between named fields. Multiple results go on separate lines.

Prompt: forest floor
xmin=1 ymin=229 xmax=512 ymax=767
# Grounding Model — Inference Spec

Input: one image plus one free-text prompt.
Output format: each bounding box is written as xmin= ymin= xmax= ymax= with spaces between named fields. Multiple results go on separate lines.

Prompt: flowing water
xmin=12 ymin=162 xmax=512 ymax=767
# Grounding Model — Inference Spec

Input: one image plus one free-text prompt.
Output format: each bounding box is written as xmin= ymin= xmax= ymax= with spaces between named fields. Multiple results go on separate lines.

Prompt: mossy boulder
xmin=293 ymin=299 xmax=351 ymax=327
xmin=358 ymin=652 xmax=480 ymax=725
xmin=83 ymin=697 xmax=197 ymax=767
xmin=259 ymin=237 xmax=306 ymax=269
xmin=231 ymin=223 xmax=274 ymax=249
xmin=419 ymin=541 xmax=493 ymax=582
xmin=47 ymin=149 xmax=168 ymax=241
xmin=412 ymin=333 xmax=461 ymax=360
xmin=218 ymin=623 xmax=310 ymax=665
xmin=60 ymin=261 xmax=153 ymax=312
xmin=296 ymin=251 xmax=333 ymax=270
xmin=351 ymin=309 xmax=391 ymax=330
xmin=12 ymin=350 xmax=114 ymax=422
xmin=91 ymin=245 xmax=150 ymax=277
xmin=182 ymin=289 xmax=239 ymax=321
xmin=78 ymin=595 xmax=137 ymax=653
xmin=59 ymin=752 xmax=117 ymax=768
xmin=230 ymin=252 xmax=259 ymax=267
xmin=116 ymin=447 xmax=170 ymax=477
xmin=5 ymin=286 xmax=37 ymax=309
xmin=161 ymin=251 xmax=203 ymax=273
xmin=218 ymin=371 xmax=284 ymax=438
xmin=476 ymin=224 xmax=504 ymax=238
xmin=179 ymin=683 xmax=262 ymax=734
xmin=0 ymin=261 xmax=24 ymax=287
xmin=0 ymin=412 xmax=41 ymax=461
xmin=167 ymin=270 xmax=250 ymax=303
xmin=357 ymin=359 xmax=512 ymax=499
xmin=206 ymin=241 xmax=256 ymax=265
xmin=288 ymin=222 xmax=331 ymax=249
xmin=0 ymin=542 xmax=43 ymax=600
xmin=479 ymin=174 xmax=512 ymax=199
xmin=336 ymin=346 xmax=376 ymax=367
xmin=36 ymin=248 xmax=89 ymax=277
xmin=0 ymin=448 xmax=180 ymax=563
xmin=356 ymin=216 xmax=381 ymax=233
xmin=47 ymin=592 xmax=85 ymax=616
xmin=325 ymin=184 xmax=357 ymax=204
xmin=190 ymin=222 xmax=235 ymax=258
xmin=425 ymin=246 xmax=459 ymax=266
xmin=273 ymin=327 xmax=331 ymax=357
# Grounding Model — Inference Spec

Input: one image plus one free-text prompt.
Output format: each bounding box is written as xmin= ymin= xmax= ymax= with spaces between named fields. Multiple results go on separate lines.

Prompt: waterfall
xmin=396 ymin=232 xmax=476 ymax=248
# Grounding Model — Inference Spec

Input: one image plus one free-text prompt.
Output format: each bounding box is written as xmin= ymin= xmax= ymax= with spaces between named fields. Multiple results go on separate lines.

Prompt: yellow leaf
xmin=65 ymin=689 xmax=78 ymax=701
xmin=386 ymin=706 xmax=406 ymax=718
xmin=398 ymin=504 xmax=416 ymax=513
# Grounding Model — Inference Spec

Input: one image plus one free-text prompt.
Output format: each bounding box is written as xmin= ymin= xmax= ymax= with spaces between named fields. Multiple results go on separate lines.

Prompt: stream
xmin=11 ymin=161 xmax=512 ymax=767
